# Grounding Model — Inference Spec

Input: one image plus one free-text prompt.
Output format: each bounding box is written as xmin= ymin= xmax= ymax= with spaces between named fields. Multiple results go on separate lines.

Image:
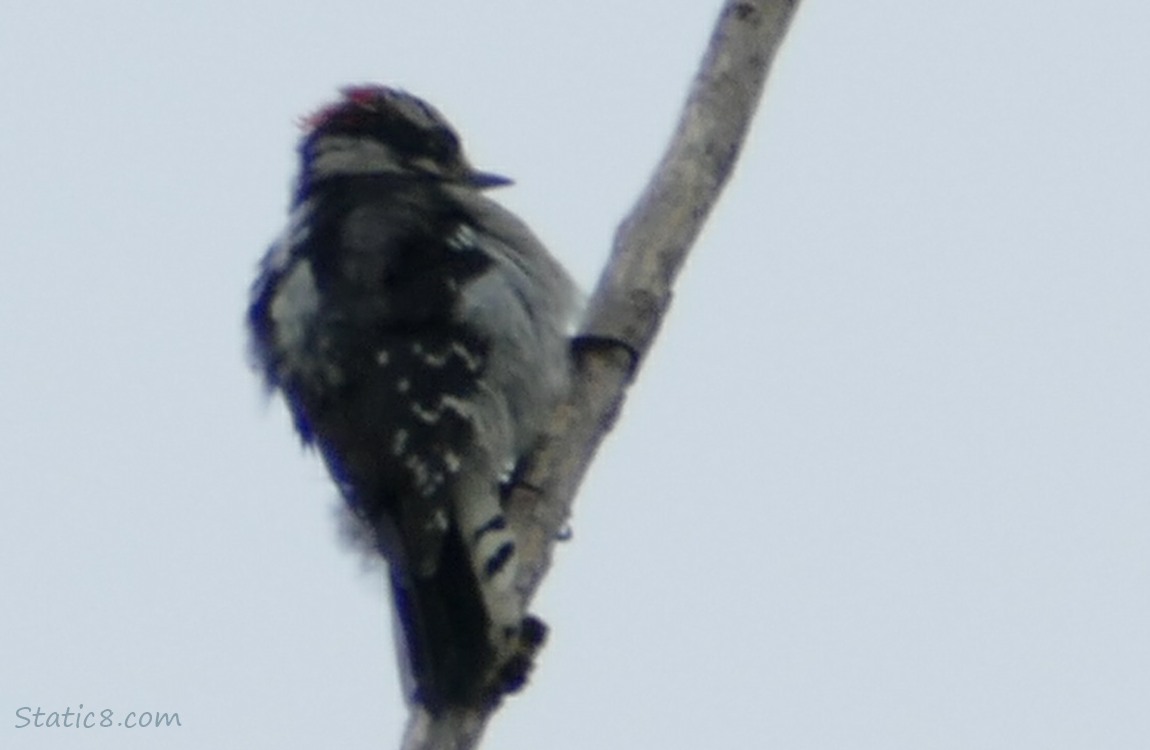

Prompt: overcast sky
xmin=3 ymin=2 xmax=1149 ymax=748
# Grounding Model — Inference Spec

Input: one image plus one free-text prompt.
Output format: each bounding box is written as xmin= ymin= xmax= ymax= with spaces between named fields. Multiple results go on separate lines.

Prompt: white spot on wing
xmin=446 ymin=223 xmax=478 ymax=252
xmin=404 ymin=454 xmax=445 ymax=497
xmin=391 ymin=429 xmax=409 ymax=457
xmin=451 ymin=341 xmax=483 ymax=372
xmin=410 ymin=400 xmax=441 ymax=423
xmin=425 ymin=508 xmax=449 ymax=533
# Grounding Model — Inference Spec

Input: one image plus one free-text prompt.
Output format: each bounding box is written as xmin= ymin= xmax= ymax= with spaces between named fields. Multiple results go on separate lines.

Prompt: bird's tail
xmin=390 ymin=482 xmax=546 ymax=713
xmin=390 ymin=522 xmax=494 ymax=711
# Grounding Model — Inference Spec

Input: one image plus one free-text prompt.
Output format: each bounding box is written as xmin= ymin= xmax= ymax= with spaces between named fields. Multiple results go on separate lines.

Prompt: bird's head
xmin=298 ymin=85 xmax=511 ymax=190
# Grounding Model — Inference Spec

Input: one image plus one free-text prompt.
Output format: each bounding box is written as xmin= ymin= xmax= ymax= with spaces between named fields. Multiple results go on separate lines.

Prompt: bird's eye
xmin=427 ymin=129 xmax=461 ymax=162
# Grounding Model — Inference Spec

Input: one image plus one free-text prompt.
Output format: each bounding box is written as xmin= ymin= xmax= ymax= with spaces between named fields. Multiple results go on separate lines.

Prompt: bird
xmin=247 ymin=85 xmax=578 ymax=713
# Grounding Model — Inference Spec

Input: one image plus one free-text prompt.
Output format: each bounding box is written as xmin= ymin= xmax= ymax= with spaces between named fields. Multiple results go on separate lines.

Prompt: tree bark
xmin=402 ymin=1 xmax=803 ymax=747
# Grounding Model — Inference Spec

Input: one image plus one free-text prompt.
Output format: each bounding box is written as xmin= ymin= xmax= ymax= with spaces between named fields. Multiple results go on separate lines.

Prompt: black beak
xmin=467 ymin=170 xmax=514 ymax=189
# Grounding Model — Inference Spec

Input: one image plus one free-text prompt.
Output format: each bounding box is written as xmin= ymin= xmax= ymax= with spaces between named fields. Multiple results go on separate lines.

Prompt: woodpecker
xmin=247 ymin=85 xmax=578 ymax=712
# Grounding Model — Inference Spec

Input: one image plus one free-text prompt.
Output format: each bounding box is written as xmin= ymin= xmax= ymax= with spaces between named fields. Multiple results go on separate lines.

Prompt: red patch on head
xmin=341 ymin=85 xmax=387 ymax=107
xmin=299 ymin=85 xmax=395 ymax=132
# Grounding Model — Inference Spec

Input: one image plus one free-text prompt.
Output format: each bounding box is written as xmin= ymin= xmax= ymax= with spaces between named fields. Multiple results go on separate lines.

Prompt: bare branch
xmin=402 ymin=1 xmax=802 ymax=747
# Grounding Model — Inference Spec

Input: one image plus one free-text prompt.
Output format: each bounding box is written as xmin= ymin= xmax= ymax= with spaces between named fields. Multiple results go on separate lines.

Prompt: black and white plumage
xmin=248 ymin=86 xmax=578 ymax=712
